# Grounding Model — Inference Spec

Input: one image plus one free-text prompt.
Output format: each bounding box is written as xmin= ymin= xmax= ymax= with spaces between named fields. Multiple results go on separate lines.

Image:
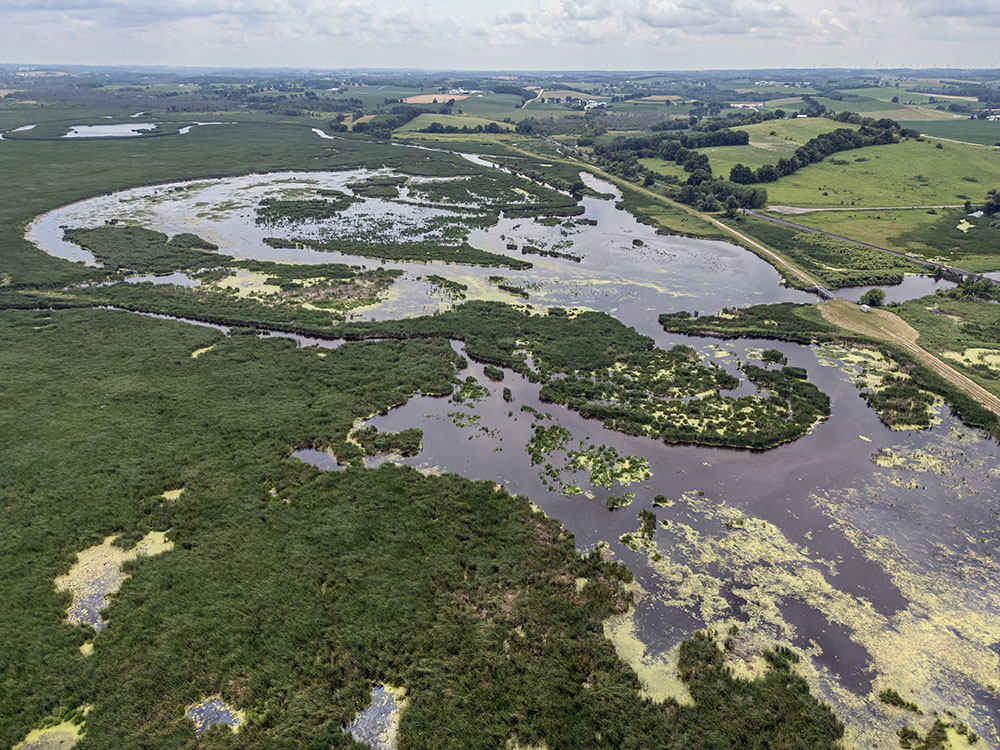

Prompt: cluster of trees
xmin=594 ymin=128 xmax=771 ymax=209
xmin=418 ymin=121 xmax=509 ymax=134
xmin=594 ymin=128 xmax=750 ymax=161
xmin=984 ymin=188 xmax=1000 ymax=215
xmin=693 ymin=109 xmax=788 ymax=131
xmin=796 ymin=94 xmax=829 ymax=117
xmin=947 ymin=273 xmax=1000 ymax=303
xmin=729 ymin=119 xmax=912 ymax=185
xmin=350 ymin=105 xmax=425 ymax=137
xmin=676 ymin=179 xmax=768 ymax=211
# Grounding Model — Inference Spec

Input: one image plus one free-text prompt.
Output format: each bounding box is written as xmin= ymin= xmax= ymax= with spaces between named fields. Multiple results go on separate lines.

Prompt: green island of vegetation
xmin=253 ymin=190 xmax=359 ymax=225
xmin=661 ymin=299 xmax=1000 ymax=436
xmin=263 ymin=236 xmax=533 ymax=269
xmin=341 ymin=302 xmax=831 ymax=449
xmin=62 ymin=225 xmax=226 ymax=274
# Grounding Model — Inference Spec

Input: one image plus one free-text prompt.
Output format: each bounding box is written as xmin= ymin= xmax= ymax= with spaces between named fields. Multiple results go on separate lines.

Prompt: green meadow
xmin=395 ymin=113 xmax=515 ymax=132
xmin=785 ymin=208 xmax=1000 ymax=271
xmin=762 ymin=136 xmax=1000 ymax=208
xmin=696 ymin=119 xmax=860 ymax=177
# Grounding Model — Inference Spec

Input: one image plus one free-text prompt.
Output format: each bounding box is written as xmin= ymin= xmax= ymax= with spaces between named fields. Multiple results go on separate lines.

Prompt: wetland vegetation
xmin=62 ymin=225 xmax=224 ymax=274
xmin=661 ymin=301 xmax=1000 ymax=436
xmin=341 ymin=302 xmax=831 ymax=449
xmin=4 ymin=64 xmax=1000 ymax=750
xmin=1 ymin=307 xmax=848 ymax=749
xmin=721 ymin=215 xmax=927 ymax=287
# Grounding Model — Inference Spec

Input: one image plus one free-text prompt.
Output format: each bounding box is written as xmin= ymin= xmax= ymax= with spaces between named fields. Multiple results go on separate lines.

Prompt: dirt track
xmin=820 ymin=300 xmax=1000 ymax=416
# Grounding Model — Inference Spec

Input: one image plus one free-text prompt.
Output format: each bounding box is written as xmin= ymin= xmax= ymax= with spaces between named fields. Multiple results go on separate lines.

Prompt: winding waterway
xmin=25 ymin=163 xmax=1000 ymax=748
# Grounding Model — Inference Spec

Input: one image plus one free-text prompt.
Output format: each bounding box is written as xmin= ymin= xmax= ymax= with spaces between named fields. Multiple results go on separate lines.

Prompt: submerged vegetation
xmin=263 ymin=236 xmax=532 ymax=269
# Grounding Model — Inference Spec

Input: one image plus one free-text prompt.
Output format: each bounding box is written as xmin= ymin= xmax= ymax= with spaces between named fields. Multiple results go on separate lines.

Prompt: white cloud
xmin=0 ymin=0 xmax=995 ymax=69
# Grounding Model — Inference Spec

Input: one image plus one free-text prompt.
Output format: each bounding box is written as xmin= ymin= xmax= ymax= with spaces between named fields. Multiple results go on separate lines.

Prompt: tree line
xmin=729 ymin=118 xmax=916 ymax=185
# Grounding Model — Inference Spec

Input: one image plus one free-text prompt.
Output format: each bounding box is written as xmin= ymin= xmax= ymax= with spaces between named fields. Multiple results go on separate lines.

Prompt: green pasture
xmin=763 ymin=137 xmax=1000 ymax=208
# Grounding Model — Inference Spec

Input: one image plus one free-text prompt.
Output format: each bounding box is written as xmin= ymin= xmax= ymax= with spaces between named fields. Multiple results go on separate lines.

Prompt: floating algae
xmin=603 ymin=586 xmax=694 ymax=706
xmin=54 ymin=531 xmax=173 ymax=631
xmin=612 ymin=433 xmax=1000 ymax=750
xmin=185 ymin=695 xmax=244 ymax=736
xmin=345 ymin=685 xmax=406 ymax=750
xmin=813 ymin=343 xmax=942 ymax=430
xmin=160 ymin=488 xmax=184 ymax=501
xmin=14 ymin=722 xmax=83 ymax=750
xmin=13 ymin=708 xmax=88 ymax=750
xmin=190 ymin=344 xmax=215 ymax=359
xmin=942 ymin=347 xmax=1000 ymax=374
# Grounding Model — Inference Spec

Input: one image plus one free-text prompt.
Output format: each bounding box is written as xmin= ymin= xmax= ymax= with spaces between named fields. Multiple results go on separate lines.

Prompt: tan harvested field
xmin=0 ymin=89 xmax=22 ymax=97
xmin=909 ymin=92 xmax=979 ymax=102
xmin=347 ymin=114 xmax=374 ymax=129
xmin=402 ymin=93 xmax=470 ymax=104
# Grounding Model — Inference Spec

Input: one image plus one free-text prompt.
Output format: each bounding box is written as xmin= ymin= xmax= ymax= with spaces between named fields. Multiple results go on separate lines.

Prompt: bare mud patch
xmin=185 ymin=695 xmax=244 ymax=736
xmin=346 ymin=685 xmax=406 ymax=750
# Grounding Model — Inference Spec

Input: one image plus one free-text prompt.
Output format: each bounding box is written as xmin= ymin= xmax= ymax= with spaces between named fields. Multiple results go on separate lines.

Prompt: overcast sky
xmin=1 ymin=0 xmax=997 ymax=71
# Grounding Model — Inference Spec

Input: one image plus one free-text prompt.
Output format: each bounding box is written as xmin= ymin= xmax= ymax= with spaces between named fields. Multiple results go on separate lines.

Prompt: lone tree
xmin=724 ymin=195 xmax=740 ymax=218
xmin=860 ymin=288 xmax=886 ymax=307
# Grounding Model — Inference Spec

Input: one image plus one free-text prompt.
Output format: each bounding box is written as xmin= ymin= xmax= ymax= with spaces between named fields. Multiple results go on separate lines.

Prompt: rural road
xmin=522 ymin=89 xmax=543 ymax=109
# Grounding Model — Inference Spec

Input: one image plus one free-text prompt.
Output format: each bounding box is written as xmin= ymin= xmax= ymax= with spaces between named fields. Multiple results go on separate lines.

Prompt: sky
xmin=0 ymin=0 xmax=997 ymax=71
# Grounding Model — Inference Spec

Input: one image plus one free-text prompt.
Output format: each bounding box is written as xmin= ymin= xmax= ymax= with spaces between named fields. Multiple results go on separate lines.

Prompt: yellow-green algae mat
xmin=54 ymin=530 xmax=174 ymax=640
xmin=602 ymin=424 xmax=1000 ymax=749
xmin=13 ymin=708 xmax=89 ymax=750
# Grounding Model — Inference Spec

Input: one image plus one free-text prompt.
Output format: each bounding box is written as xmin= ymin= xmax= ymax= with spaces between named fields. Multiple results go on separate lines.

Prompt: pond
xmin=63 ymin=123 xmax=158 ymax=138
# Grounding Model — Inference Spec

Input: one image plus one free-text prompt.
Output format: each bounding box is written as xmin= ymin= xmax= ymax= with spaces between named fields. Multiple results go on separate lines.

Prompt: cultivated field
xmin=900 ymin=120 xmax=1000 ymax=146
xmin=696 ymin=119 xmax=859 ymax=177
xmin=402 ymin=93 xmax=471 ymax=104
